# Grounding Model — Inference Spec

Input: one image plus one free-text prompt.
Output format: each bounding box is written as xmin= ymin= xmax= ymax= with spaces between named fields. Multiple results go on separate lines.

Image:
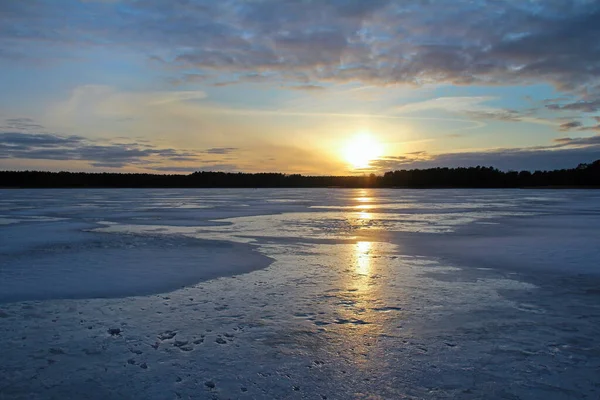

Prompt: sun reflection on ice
xmin=354 ymin=189 xmax=375 ymax=226
xmin=331 ymin=239 xmax=389 ymax=370
xmin=356 ymin=241 xmax=372 ymax=276
xmin=357 ymin=211 xmax=372 ymax=221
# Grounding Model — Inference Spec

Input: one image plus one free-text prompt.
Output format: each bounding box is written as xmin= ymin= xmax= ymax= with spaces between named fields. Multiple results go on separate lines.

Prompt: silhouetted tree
xmin=1 ymin=160 xmax=599 ymax=188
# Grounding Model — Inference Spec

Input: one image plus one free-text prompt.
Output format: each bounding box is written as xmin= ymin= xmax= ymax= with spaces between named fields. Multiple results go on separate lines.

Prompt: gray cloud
xmin=149 ymin=164 xmax=239 ymax=173
xmin=211 ymin=73 xmax=274 ymax=87
xmin=5 ymin=126 xmax=599 ymax=172
xmin=164 ymin=156 xmax=201 ymax=162
xmin=2 ymin=1 xmax=599 ymax=99
xmin=3 ymin=118 xmax=44 ymax=130
xmin=148 ymin=166 xmax=207 ymax=173
xmin=168 ymin=73 xmax=211 ymax=86
xmin=371 ymin=146 xmax=600 ymax=172
xmin=0 ymin=132 xmax=84 ymax=147
xmin=554 ymin=135 xmax=600 ymax=146
xmin=0 ymin=128 xmax=233 ymax=168
xmin=556 ymin=120 xmax=600 ymax=132
xmin=202 ymin=147 xmax=237 ymax=155
xmin=559 ymin=121 xmax=584 ymax=131
xmin=547 ymin=99 xmax=600 ymax=113
xmin=369 ymin=129 xmax=600 ymax=171
xmin=286 ymin=85 xmax=326 ymax=91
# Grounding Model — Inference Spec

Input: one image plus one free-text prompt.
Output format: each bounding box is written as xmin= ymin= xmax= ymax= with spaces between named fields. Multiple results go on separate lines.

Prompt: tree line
xmin=1 ymin=160 xmax=599 ymax=188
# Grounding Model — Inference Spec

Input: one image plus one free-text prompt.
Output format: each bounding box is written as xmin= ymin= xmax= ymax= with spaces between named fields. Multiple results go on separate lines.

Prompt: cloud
xmin=0 ymin=132 xmax=198 ymax=167
xmin=370 ymin=146 xmax=600 ymax=172
xmin=397 ymin=97 xmax=519 ymax=123
xmin=546 ymin=99 xmax=600 ymax=113
xmin=4 ymin=118 xmax=600 ymax=173
xmin=211 ymin=73 xmax=274 ymax=87
xmin=0 ymin=121 xmax=235 ymax=169
xmin=47 ymin=85 xmax=213 ymax=138
xmin=53 ymin=85 xmax=207 ymax=120
xmin=168 ymin=74 xmax=211 ymax=86
xmin=2 ymin=118 xmax=44 ymax=131
xmin=398 ymin=97 xmax=495 ymax=114
xmin=559 ymin=121 xmax=584 ymax=131
xmin=0 ymin=132 xmax=84 ymax=148
xmin=202 ymin=147 xmax=237 ymax=155
xmin=148 ymin=164 xmax=239 ymax=173
xmin=466 ymin=109 xmax=530 ymax=123
xmin=2 ymin=0 xmax=599 ymax=100
xmin=397 ymin=96 xmax=539 ymax=124
xmin=368 ymin=128 xmax=600 ymax=171
xmin=554 ymin=135 xmax=600 ymax=146
xmin=4 ymin=1 xmax=600 ymax=172
xmin=556 ymin=120 xmax=600 ymax=132
xmin=286 ymin=85 xmax=326 ymax=91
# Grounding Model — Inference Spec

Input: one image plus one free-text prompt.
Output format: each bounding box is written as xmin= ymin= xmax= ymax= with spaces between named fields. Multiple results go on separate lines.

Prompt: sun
xmin=343 ymin=133 xmax=383 ymax=169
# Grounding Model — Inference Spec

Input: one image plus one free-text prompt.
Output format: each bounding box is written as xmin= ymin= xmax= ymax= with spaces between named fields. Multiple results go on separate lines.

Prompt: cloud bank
xmin=370 ymin=146 xmax=600 ymax=172
xmin=4 ymin=124 xmax=600 ymax=172
xmin=0 ymin=128 xmax=234 ymax=169
xmin=1 ymin=1 xmax=598 ymax=97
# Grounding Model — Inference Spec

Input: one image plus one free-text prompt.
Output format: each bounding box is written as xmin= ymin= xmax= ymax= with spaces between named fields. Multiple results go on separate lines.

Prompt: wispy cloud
xmin=196 ymin=104 xmax=487 ymax=132
xmin=559 ymin=121 xmax=584 ymax=131
xmin=148 ymin=164 xmax=239 ymax=173
xmin=285 ymin=85 xmax=326 ymax=91
xmin=53 ymin=85 xmax=207 ymax=121
xmin=397 ymin=96 xmax=548 ymax=125
xmin=554 ymin=135 xmax=600 ymax=146
xmin=0 ymin=119 xmax=234 ymax=169
xmin=547 ymin=100 xmax=600 ymax=113
xmin=2 ymin=118 xmax=45 ymax=131
xmin=202 ymin=147 xmax=237 ymax=155
xmin=397 ymin=97 xmax=495 ymax=114
xmin=557 ymin=120 xmax=600 ymax=132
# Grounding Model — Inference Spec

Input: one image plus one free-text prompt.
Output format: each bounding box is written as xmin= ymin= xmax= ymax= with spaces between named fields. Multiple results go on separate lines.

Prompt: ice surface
xmin=1 ymin=188 xmax=599 ymax=399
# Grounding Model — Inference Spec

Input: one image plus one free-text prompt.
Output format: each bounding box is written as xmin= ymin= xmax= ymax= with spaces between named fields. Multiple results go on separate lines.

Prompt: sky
xmin=1 ymin=0 xmax=600 ymax=174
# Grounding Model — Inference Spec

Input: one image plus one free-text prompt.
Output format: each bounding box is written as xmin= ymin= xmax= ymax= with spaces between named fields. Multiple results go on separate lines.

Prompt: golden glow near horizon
xmin=342 ymin=133 xmax=384 ymax=170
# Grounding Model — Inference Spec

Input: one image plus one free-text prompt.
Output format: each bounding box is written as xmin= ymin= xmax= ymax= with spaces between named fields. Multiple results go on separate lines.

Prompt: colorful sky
xmin=1 ymin=0 xmax=599 ymax=174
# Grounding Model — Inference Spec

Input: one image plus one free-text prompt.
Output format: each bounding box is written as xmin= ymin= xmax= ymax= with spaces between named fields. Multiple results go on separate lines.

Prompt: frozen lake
xmin=1 ymin=189 xmax=599 ymax=399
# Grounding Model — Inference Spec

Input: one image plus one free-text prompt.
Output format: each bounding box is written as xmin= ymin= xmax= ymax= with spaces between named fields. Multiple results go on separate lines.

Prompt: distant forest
xmin=1 ymin=160 xmax=599 ymax=188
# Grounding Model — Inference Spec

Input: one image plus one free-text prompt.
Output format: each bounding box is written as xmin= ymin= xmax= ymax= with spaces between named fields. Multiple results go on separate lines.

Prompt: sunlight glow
xmin=358 ymin=211 xmax=372 ymax=220
xmin=343 ymin=133 xmax=384 ymax=169
xmin=355 ymin=241 xmax=372 ymax=276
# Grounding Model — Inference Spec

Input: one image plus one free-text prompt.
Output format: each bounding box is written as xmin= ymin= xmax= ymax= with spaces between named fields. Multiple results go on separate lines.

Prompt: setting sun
xmin=343 ymin=134 xmax=384 ymax=169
